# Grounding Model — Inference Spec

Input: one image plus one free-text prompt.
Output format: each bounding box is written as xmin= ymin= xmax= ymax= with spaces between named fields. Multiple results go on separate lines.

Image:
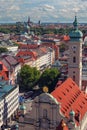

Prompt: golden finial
xmin=43 ymin=86 xmax=49 ymax=93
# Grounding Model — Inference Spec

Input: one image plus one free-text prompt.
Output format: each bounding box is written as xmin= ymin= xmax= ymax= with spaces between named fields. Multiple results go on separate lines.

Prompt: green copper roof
xmin=69 ymin=29 xmax=83 ymax=38
xmin=69 ymin=16 xmax=83 ymax=41
xmin=19 ymin=105 xmax=26 ymax=110
xmin=73 ymin=16 xmax=78 ymax=30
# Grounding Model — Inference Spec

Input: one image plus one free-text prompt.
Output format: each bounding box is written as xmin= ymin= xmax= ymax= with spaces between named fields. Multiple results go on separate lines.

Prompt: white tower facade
xmin=68 ymin=16 xmax=83 ymax=89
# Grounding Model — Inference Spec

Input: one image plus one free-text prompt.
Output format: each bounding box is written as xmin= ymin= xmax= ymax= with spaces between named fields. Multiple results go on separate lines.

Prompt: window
xmin=73 ymin=57 xmax=76 ymax=63
xmin=72 ymin=45 xmax=77 ymax=52
xmin=73 ymin=75 xmax=75 ymax=81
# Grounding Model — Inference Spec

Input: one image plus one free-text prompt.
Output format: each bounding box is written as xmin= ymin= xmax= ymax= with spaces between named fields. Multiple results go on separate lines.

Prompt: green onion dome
xmin=19 ymin=104 xmax=26 ymax=110
xmin=69 ymin=110 xmax=75 ymax=116
xmin=69 ymin=16 xmax=83 ymax=41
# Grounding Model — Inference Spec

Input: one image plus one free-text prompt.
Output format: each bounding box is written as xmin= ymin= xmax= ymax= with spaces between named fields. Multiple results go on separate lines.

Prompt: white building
xmin=16 ymin=45 xmax=55 ymax=71
xmin=39 ymin=47 xmax=55 ymax=71
xmin=0 ymin=81 xmax=19 ymax=129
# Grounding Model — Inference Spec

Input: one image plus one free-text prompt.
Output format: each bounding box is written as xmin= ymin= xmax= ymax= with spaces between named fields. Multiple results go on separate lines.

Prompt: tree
xmin=39 ymin=68 xmax=60 ymax=92
xmin=18 ymin=65 xmax=40 ymax=91
xmin=59 ymin=43 xmax=68 ymax=53
xmin=0 ymin=47 xmax=8 ymax=54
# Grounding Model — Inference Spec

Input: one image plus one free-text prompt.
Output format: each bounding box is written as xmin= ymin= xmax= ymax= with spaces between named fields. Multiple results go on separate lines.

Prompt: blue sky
xmin=0 ymin=0 xmax=87 ymax=23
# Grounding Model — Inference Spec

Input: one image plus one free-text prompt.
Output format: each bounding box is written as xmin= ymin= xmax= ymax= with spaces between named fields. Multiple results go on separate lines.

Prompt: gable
xmin=34 ymin=93 xmax=58 ymax=105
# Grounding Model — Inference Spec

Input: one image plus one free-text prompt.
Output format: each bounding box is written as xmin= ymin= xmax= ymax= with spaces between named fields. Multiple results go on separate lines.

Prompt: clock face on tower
xmin=72 ymin=45 xmax=77 ymax=52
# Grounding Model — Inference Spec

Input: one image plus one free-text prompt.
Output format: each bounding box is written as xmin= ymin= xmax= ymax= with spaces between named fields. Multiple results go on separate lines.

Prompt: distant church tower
xmin=68 ymin=16 xmax=83 ymax=89
xmin=28 ymin=16 xmax=30 ymax=26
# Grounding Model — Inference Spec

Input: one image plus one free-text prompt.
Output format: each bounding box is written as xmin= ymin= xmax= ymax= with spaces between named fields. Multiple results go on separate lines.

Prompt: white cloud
xmin=9 ymin=5 xmax=20 ymax=11
xmin=43 ymin=4 xmax=55 ymax=10
xmin=0 ymin=0 xmax=87 ymax=22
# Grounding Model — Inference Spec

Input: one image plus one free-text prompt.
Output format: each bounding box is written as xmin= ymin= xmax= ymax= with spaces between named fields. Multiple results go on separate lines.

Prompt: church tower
xmin=68 ymin=16 xmax=83 ymax=89
xmin=28 ymin=16 xmax=30 ymax=26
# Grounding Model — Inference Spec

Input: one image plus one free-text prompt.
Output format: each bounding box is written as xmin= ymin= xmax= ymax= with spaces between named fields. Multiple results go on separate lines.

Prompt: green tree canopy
xmin=39 ymin=68 xmax=60 ymax=92
xmin=59 ymin=43 xmax=68 ymax=52
xmin=0 ymin=47 xmax=8 ymax=54
xmin=19 ymin=65 xmax=40 ymax=91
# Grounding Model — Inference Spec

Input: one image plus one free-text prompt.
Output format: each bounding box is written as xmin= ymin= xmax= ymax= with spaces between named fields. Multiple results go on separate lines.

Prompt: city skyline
xmin=0 ymin=0 xmax=87 ymax=23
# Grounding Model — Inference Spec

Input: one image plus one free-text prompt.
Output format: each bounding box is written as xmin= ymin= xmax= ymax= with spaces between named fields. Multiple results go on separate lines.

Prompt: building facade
xmin=18 ymin=78 xmax=87 ymax=130
xmin=16 ymin=45 xmax=55 ymax=71
xmin=1 ymin=55 xmax=21 ymax=85
xmin=0 ymin=82 xmax=19 ymax=129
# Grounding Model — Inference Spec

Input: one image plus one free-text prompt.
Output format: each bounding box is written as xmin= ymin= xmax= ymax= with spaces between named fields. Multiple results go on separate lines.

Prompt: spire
xmin=73 ymin=16 xmax=78 ymax=30
xmin=28 ymin=16 xmax=30 ymax=23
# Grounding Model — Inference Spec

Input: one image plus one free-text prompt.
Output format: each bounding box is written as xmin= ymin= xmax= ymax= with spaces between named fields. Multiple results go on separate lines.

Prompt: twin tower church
xmin=18 ymin=17 xmax=87 ymax=130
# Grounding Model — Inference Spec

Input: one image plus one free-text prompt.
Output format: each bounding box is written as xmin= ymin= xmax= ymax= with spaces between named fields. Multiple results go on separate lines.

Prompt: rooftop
xmin=51 ymin=78 xmax=87 ymax=123
xmin=0 ymin=81 xmax=15 ymax=99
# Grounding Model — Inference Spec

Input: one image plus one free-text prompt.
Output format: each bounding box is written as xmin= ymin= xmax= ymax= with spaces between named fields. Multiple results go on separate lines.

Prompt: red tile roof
xmin=0 ymin=61 xmax=8 ymax=71
xmin=63 ymin=35 xmax=70 ymax=41
xmin=18 ymin=43 xmax=59 ymax=60
xmin=0 ymin=61 xmax=8 ymax=80
xmin=40 ymin=47 xmax=47 ymax=53
xmin=18 ymin=44 xmax=38 ymax=49
xmin=51 ymin=78 xmax=87 ymax=123
xmin=16 ymin=51 xmax=37 ymax=59
xmin=32 ymin=51 xmax=38 ymax=57
xmin=16 ymin=51 xmax=37 ymax=64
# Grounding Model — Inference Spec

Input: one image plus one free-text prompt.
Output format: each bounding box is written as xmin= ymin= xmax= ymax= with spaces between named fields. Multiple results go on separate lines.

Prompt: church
xmin=18 ymin=17 xmax=87 ymax=130
xmin=19 ymin=78 xmax=87 ymax=130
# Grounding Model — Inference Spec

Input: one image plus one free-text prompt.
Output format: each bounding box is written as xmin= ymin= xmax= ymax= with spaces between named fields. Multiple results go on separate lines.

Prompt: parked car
xmin=24 ymin=91 xmax=33 ymax=99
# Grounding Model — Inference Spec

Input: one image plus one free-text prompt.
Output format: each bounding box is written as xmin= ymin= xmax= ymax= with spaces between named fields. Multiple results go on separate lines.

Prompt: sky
xmin=0 ymin=0 xmax=87 ymax=23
